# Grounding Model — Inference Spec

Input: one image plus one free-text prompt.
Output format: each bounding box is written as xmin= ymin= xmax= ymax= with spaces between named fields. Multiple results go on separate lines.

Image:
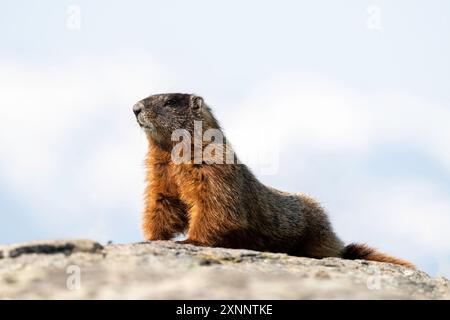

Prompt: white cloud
xmin=338 ymin=179 xmax=450 ymax=274
xmin=223 ymin=76 xmax=450 ymax=175
xmin=0 ymin=53 xmax=175 ymax=241
xmin=219 ymin=75 xmax=450 ymax=275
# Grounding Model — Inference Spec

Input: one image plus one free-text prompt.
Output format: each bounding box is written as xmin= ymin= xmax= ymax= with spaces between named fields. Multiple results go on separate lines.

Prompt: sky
xmin=0 ymin=0 xmax=449 ymax=278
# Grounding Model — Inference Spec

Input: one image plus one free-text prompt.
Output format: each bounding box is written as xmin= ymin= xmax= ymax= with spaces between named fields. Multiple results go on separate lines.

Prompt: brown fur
xmin=133 ymin=93 xmax=414 ymax=268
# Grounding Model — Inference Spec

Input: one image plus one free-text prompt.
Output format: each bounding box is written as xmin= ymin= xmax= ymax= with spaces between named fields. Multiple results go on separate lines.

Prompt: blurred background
xmin=0 ymin=0 xmax=449 ymax=277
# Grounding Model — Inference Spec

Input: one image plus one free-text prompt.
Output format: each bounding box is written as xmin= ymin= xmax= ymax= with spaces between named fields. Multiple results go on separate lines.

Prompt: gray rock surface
xmin=0 ymin=239 xmax=448 ymax=299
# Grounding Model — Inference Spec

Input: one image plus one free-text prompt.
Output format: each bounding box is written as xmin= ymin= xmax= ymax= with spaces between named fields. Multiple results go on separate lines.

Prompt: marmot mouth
xmin=140 ymin=121 xmax=157 ymax=135
xmin=137 ymin=114 xmax=156 ymax=131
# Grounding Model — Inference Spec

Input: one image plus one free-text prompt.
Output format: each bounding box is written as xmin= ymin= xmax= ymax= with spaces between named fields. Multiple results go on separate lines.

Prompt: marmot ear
xmin=191 ymin=95 xmax=204 ymax=112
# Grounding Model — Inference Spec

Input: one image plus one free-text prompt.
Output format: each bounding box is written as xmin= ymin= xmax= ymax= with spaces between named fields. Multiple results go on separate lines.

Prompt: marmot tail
xmin=341 ymin=243 xmax=415 ymax=269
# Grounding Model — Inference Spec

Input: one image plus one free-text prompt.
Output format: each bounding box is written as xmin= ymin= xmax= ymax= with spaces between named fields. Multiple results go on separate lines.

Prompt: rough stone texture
xmin=0 ymin=239 xmax=448 ymax=299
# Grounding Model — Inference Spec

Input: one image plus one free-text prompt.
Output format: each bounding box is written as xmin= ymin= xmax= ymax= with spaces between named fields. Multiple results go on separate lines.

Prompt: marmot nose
xmin=133 ymin=102 xmax=144 ymax=117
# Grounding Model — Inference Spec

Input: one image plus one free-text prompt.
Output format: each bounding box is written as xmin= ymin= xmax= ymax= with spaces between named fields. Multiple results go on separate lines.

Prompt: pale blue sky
xmin=1 ymin=1 xmax=449 ymax=277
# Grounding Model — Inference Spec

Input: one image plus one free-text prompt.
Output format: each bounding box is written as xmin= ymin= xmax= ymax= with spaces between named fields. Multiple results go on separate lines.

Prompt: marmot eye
xmin=164 ymin=99 xmax=176 ymax=107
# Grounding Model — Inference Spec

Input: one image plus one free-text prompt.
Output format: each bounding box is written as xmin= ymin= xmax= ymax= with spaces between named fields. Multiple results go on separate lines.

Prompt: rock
xmin=0 ymin=239 xmax=448 ymax=299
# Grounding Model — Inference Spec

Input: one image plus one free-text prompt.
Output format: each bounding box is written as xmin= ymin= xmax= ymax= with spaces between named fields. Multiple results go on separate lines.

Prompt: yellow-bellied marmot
xmin=133 ymin=93 xmax=414 ymax=268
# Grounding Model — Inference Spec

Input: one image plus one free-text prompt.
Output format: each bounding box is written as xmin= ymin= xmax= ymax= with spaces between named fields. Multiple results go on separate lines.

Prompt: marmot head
xmin=133 ymin=93 xmax=219 ymax=146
